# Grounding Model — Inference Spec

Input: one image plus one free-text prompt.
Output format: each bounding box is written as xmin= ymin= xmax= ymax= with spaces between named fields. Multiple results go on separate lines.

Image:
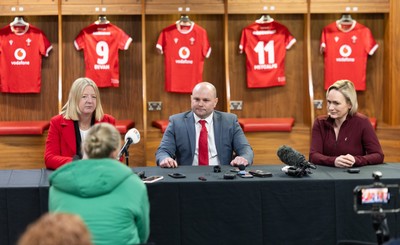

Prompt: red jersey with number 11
xmin=239 ymin=20 xmax=296 ymax=88
xmin=74 ymin=22 xmax=132 ymax=88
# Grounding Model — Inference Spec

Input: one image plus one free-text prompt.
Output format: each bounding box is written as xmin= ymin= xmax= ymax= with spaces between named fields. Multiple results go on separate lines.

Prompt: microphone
xmin=117 ymin=128 xmax=140 ymax=159
xmin=277 ymin=145 xmax=316 ymax=169
xmin=277 ymin=145 xmax=316 ymax=177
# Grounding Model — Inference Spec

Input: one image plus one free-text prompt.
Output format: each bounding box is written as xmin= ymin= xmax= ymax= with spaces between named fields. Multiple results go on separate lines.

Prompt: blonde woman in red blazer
xmin=45 ymin=78 xmax=115 ymax=170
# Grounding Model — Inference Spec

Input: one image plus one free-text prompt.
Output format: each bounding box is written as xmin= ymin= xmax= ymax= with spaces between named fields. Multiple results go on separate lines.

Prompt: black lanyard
xmin=73 ymin=117 xmax=95 ymax=160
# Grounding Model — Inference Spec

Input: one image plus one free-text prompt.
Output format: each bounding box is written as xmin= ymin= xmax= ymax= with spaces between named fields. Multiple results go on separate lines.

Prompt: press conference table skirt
xmin=1 ymin=164 xmax=400 ymax=245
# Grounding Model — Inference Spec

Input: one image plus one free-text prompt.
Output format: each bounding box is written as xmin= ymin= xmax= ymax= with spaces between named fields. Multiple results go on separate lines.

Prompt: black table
xmin=1 ymin=164 xmax=400 ymax=245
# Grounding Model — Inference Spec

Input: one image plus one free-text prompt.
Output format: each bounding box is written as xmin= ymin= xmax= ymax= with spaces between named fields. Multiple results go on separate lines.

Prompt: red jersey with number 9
xmin=239 ymin=20 xmax=296 ymax=88
xmin=74 ymin=22 xmax=132 ymax=88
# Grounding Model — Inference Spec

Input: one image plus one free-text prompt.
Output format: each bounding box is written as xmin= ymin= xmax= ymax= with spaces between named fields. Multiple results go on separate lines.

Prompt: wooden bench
xmin=0 ymin=121 xmax=50 ymax=169
xmin=115 ymin=120 xmax=135 ymax=134
xmin=0 ymin=120 xmax=136 ymax=135
xmin=153 ymin=118 xmax=296 ymax=133
xmin=0 ymin=121 xmax=50 ymax=135
xmin=238 ymin=118 xmax=295 ymax=132
xmin=139 ymin=116 xmax=375 ymax=134
xmin=152 ymin=120 xmax=169 ymax=133
xmin=239 ymin=117 xmax=376 ymax=132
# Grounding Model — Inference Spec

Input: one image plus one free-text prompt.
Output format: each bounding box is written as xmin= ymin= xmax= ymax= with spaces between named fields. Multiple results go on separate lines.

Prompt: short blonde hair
xmin=61 ymin=77 xmax=104 ymax=121
xmin=17 ymin=213 xmax=92 ymax=245
xmin=326 ymin=79 xmax=358 ymax=116
xmin=83 ymin=123 xmax=121 ymax=159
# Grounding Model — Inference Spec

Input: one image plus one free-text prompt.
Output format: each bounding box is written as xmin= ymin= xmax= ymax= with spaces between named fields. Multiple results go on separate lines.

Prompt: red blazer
xmin=44 ymin=114 xmax=115 ymax=170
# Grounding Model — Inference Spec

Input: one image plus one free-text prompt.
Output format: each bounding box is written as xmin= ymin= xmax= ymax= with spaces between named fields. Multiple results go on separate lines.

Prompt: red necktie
xmin=198 ymin=120 xmax=209 ymax=165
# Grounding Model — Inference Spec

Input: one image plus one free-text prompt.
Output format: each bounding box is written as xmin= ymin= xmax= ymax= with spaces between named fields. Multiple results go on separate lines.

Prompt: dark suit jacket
xmin=156 ymin=110 xmax=254 ymax=166
xmin=44 ymin=114 xmax=115 ymax=170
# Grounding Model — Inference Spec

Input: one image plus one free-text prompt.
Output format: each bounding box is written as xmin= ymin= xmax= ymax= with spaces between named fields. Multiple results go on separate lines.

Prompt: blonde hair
xmin=83 ymin=123 xmax=121 ymax=159
xmin=17 ymin=213 xmax=92 ymax=245
xmin=61 ymin=77 xmax=104 ymax=121
xmin=326 ymin=79 xmax=358 ymax=116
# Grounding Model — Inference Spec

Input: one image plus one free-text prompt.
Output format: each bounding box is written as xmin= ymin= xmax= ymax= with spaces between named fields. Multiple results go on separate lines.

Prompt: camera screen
xmin=360 ymin=187 xmax=390 ymax=204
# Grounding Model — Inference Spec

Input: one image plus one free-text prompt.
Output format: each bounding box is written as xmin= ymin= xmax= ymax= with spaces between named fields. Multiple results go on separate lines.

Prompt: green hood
xmin=49 ymin=158 xmax=133 ymax=198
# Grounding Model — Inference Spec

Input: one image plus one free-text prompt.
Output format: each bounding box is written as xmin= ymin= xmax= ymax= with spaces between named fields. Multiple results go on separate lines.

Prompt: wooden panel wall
xmin=385 ymin=0 xmax=400 ymax=125
xmin=0 ymin=0 xmax=399 ymax=168
xmin=0 ymin=0 xmax=397 ymax=128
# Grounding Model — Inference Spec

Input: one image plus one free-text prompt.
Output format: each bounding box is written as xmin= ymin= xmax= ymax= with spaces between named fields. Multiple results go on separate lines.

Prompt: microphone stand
xmin=122 ymin=147 xmax=130 ymax=166
xmin=118 ymin=138 xmax=133 ymax=166
xmin=286 ymin=165 xmax=312 ymax=177
xmin=300 ymin=165 xmax=313 ymax=176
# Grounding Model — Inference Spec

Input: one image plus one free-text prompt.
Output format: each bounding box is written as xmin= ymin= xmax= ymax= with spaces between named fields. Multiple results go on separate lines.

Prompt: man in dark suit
xmin=156 ymin=82 xmax=254 ymax=168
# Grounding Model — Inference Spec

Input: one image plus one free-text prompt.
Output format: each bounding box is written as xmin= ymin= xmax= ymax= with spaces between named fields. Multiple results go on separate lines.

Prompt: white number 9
xmin=96 ymin=41 xmax=109 ymax=65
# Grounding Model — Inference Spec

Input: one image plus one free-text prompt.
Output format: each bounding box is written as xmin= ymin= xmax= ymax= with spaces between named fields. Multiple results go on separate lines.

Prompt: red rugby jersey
xmin=0 ymin=24 xmax=52 ymax=93
xmin=75 ymin=22 xmax=132 ymax=88
xmin=156 ymin=22 xmax=211 ymax=93
xmin=320 ymin=21 xmax=378 ymax=91
xmin=239 ymin=19 xmax=296 ymax=88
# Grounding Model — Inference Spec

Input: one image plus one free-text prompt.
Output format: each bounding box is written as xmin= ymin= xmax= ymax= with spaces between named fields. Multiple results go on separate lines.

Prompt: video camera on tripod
xmin=353 ymin=171 xmax=400 ymax=215
xmin=353 ymin=171 xmax=400 ymax=245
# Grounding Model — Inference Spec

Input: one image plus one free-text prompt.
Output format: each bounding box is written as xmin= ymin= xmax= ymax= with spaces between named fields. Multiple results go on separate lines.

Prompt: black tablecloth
xmin=1 ymin=164 xmax=400 ymax=245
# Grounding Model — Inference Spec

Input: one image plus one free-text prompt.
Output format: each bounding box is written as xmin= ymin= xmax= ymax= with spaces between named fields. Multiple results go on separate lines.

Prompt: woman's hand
xmin=334 ymin=154 xmax=356 ymax=168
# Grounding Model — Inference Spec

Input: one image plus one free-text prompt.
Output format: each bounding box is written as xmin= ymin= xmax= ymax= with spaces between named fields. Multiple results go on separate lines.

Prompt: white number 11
xmin=254 ymin=40 xmax=274 ymax=65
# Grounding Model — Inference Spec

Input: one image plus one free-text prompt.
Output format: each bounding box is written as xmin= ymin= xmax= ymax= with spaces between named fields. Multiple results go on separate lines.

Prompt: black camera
xmin=353 ymin=171 xmax=400 ymax=214
xmin=352 ymin=171 xmax=400 ymax=244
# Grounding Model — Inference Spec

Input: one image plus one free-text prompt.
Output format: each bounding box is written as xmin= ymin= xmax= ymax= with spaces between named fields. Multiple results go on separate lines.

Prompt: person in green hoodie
xmin=49 ymin=123 xmax=150 ymax=245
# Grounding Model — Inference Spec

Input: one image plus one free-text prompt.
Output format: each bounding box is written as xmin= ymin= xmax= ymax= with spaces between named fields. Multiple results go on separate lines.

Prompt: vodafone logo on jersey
xmin=336 ymin=44 xmax=355 ymax=63
xmin=15 ymin=48 xmax=26 ymax=60
xmin=339 ymin=45 xmax=351 ymax=57
xmin=11 ymin=48 xmax=30 ymax=65
xmin=178 ymin=47 xmax=190 ymax=59
xmin=175 ymin=46 xmax=193 ymax=64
